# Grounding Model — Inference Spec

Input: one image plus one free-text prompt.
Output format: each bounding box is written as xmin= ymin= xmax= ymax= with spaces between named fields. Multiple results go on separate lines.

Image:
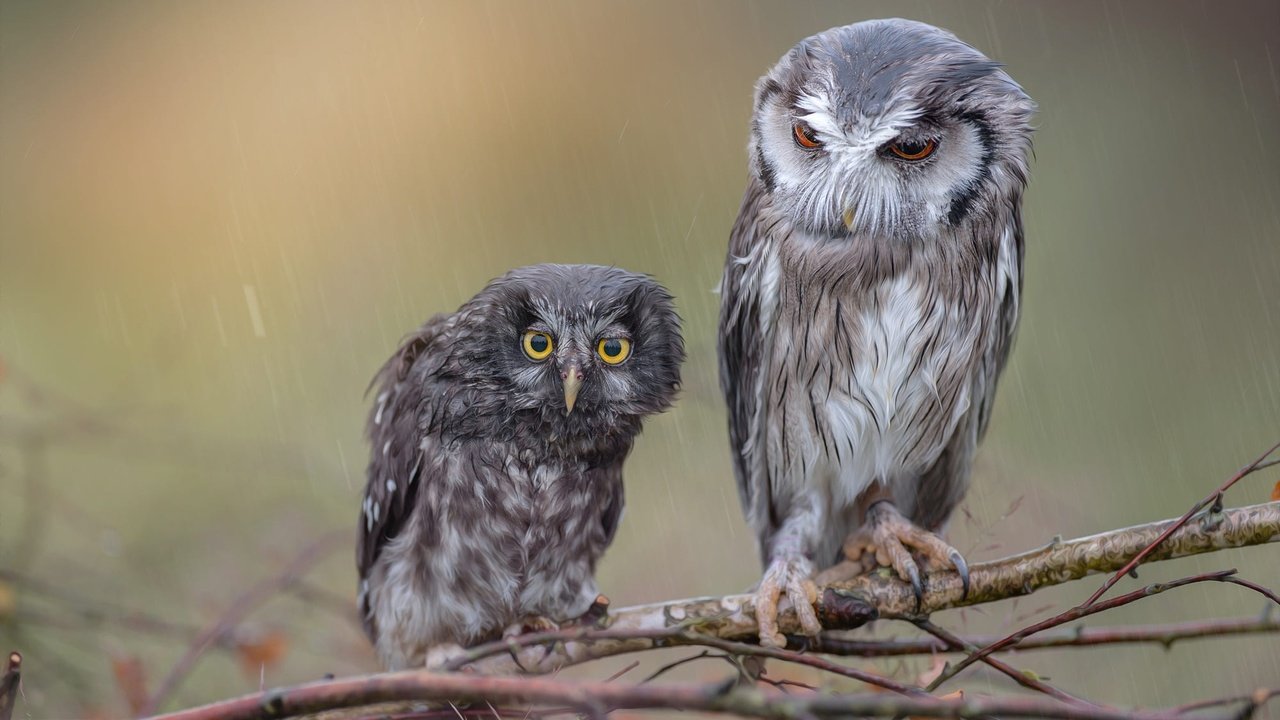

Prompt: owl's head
xmin=456 ymin=264 xmax=683 ymax=444
xmin=749 ymin=19 xmax=1035 ymax=241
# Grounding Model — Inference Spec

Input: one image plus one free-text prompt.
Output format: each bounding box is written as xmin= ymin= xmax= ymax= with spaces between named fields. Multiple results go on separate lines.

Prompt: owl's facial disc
xmin=755 ymin=80 xmax=993 ymax=241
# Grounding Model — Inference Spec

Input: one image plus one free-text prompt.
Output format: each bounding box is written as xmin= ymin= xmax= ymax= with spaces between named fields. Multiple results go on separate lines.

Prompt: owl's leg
xmin=813 ymin=531 xmax=879 ymax=585
xmin=857 ymin=500 xmax=969 ymax=604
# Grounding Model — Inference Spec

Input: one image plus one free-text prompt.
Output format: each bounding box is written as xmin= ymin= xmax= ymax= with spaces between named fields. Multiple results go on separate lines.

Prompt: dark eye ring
xmin=887 ymin=138 xmax=937 ymax=161
xmin=793 ymin=122 xmax=821 ymax=150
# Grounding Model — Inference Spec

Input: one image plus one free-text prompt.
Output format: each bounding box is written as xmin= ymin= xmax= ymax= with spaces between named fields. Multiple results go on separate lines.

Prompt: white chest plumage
xmin=762 ymin=242 xmax=993 ymax=528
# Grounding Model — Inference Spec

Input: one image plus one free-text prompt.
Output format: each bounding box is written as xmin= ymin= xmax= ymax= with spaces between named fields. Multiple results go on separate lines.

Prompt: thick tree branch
xmin=457 ymin=501 xmax=1278 ymax=674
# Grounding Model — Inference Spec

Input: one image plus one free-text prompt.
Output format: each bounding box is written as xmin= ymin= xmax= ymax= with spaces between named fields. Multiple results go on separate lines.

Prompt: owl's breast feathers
xmin=721 ymin=180 xmax=1022 ymax=554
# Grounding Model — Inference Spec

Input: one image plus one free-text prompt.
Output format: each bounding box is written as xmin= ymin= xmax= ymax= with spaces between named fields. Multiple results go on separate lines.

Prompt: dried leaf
xmin=0 ymin=581 xmax=14 ymax=621
xmin=235 ymin=629 xmax=289 ymax=677
xmin=916 ymin=656 xmax=947 ymax=686
xmin=109 ymin=654 xmax=148 ymax=716
xmin=1271 ymin=479 xmax=1280 ymax=502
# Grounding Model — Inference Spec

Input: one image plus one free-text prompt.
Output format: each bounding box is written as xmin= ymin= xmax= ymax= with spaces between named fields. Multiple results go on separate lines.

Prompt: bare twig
xmin=926 ymin=569 xmax=1268 ymax=692
xmin=1170 ymin=687 xmax=1280 ymax=715
xmin=912 ymin=619 xmax=1096 ymax=706
xmin=140 ymin=532 xmax=347 ymax=715
xmin=0 ymin=651 xmax=20 ymax=720
xmin=1082 ymin=440 xmax=1280 ymax=607
xmin=807 ymin=615 xmax=1280 ymax=656
xmin=142 ymin=670 xmax=1224 ymax=720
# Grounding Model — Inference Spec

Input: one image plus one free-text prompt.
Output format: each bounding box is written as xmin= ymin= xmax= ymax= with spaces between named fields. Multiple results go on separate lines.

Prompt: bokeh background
xmin=2 ymin=0 xmax=1279 ymax=716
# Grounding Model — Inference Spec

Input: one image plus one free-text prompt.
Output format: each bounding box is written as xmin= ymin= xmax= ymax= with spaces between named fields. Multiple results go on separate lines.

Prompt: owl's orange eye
xmin=793 ymin=122 xmax=821 ymax=149
xmin=888 ymin=138 xmax=937 ymax=161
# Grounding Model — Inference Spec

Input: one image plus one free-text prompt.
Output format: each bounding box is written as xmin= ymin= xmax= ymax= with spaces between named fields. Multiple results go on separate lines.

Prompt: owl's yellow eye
xmin=793 ymin=122 xmax=821 ymax=149
xmin=596 ymin=337 xmax=631 ymax=365
xmin=888 ymin=138 xmax=937 ymax=161
xmin=522 ymin=331 xmax=554 ymax=361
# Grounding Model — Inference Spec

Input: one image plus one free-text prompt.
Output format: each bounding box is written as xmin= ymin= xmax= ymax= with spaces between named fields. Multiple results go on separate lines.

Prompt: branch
xmin=807 ymin=614 xmax=1280 ymax=656
xmin=0 ymin=652 xmax=19 ymax=720
xmin=456 ymin=501 xmax=1278 ymax=674
xmin=144 ymin=671 xmax=1237 ymax=720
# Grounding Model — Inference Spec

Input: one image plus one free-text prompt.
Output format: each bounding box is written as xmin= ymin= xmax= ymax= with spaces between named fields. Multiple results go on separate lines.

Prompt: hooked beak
xmin=843 ymin=207 xmax=857 ymax=232
xmin=561 ymin=364 xmax=584 ymax=414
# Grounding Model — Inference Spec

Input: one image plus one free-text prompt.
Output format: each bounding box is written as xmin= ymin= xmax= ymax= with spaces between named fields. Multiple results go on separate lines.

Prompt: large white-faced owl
xmin=358 ymin=264 xmax=683 ymax=669
xmin=718 ymin=19 xmax=1034 ymax=645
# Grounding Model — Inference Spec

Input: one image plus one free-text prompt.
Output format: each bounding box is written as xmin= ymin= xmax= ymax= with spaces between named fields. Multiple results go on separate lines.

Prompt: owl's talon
xmin=950 ymin=550 xmax=970 ymax=599
xmin=865 ymin=501 xmax=968 ymax=607
xmin=904 ymin=562 xmax=924 ymax=609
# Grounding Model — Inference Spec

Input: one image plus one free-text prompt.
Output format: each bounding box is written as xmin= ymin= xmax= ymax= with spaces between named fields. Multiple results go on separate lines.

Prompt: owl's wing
xmin=356 ymin=312 xmax=454 ymax=619
xmin=915 ymin=209 xmax=1025 ymax=531
xmin=718 ymin=181 xmax=779 ymax=542
xmin=976 ymin=206 xmax=1025 ymax=438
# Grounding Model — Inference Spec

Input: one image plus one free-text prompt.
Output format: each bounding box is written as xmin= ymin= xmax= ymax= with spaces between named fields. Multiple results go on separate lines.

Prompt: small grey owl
xmin=718 ymin=19 xmax=1034 ymax=645
xmin=357 ymin=264 xmax=683 ymax=669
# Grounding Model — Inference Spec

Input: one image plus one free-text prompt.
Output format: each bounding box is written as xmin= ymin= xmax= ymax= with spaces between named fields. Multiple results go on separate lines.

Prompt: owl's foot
xmin=754 ymin=555 xmax=821 ymax=648
xmin=852 ymin=501 xmax=970 ymax=607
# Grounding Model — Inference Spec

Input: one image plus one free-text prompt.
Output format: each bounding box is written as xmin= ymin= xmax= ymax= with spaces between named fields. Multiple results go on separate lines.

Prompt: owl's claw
xmin=861 ymin=500 xmax=969 ymax=609
xmin=754 ymin=556 xmax=821 ymax=647
xmin=949 ymin=549 xmax=971 ymax=599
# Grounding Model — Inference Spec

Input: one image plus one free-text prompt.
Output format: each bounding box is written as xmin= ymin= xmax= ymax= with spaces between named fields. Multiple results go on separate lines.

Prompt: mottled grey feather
xmin=358 ymin=264 xmax=682 ymax=669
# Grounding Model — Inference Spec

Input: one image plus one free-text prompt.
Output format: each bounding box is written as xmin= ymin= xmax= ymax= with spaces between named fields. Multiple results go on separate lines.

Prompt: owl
xmin=718 ymin=19 xmax=1034 ymax=646
xmin=357 ymin=264 xmax=683 ymax=669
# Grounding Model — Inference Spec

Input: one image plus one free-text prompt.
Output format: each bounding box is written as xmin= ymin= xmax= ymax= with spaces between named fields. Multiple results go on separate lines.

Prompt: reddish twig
xmin=1222 ymin=577 xmax=1280 ymax=606
xmin=1169 ymin=687 xmax=1279 ymax=715
xmin=912 ymin=619 xmax=1099 ymax=707
xmin=1083 ymin=440 xmax=1280 ymax=607
xmin=928 ymin=569 xmax=1249 ymax=692
xmin=143 ymin=670 xmax=1215 ymax=720
xmin=139 ymin=532 xmax=347 ymax=715
xmin=807 ymin=615 xmax=1280 ymax=656
xmin=0 ymin=652 xmax=20 ymax=720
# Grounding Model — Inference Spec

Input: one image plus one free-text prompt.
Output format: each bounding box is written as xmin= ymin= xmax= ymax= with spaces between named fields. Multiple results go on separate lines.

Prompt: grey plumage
xmin=718 ymin=19 xmax=1034 ymax=645
xmin=358 ymin=264 xmax=683 ymax=669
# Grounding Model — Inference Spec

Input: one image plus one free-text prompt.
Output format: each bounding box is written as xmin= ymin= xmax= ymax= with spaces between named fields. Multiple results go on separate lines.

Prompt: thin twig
xmin=807 ymin=615 xmax=1280 ymax=656
xmin=913 ymin=619 xmax=1098 ymax=707
xmin=1170 ymin=687 xmax=1280 ymax=715
xmin=1082 ymin=440 xmax=1280 ymax=607
xmin=0 ymin=652 xmax=20 ymax=720
xmin=140 ymin=532 xmax=347 ymax=715
xmin=927 ymin=569 xmax=1247 ymax=692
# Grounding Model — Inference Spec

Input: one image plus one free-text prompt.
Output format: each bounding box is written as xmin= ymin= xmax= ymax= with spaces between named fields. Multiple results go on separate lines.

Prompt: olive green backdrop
xmin=1 ymin=1 xmax=1278 ymax=715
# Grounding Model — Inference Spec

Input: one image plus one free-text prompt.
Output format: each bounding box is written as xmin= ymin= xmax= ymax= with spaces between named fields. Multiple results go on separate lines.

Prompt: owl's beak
xmin=843 ymin=207 xmax=857 ymax=232
xmin=561 ymin=364 xmax=584 ymax=414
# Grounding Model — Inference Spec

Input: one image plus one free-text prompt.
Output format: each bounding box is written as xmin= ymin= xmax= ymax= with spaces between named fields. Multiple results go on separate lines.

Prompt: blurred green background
xmin=2 ymin=0 xmax=1278 ymax=716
